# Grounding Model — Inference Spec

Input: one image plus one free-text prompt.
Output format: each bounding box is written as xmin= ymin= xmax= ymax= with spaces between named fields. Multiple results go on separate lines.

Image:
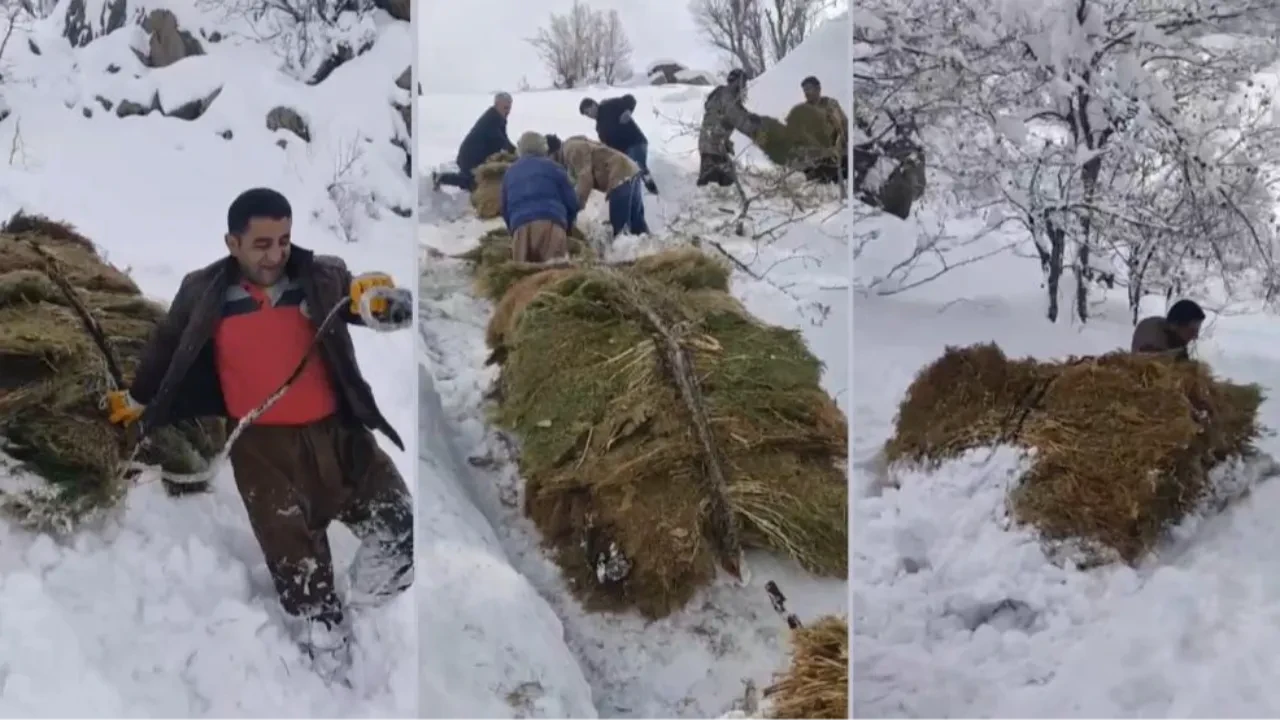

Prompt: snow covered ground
xmin=0 ymin=3 xmax=416 ymax=716
xmin=852 ymin=208 xmax=1280 ymax=716
xmin=415 ymin=16 xmax=849 ymax=719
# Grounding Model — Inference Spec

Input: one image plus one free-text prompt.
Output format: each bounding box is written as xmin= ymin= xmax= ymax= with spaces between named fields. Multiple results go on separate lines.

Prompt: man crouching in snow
xmin=102 ymin=187 xmax=414 ymax=683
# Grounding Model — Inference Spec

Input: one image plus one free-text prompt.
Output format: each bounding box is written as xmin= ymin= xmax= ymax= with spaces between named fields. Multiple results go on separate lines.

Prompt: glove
xmin=350 ymin=272 xmax=395 ymax=316
xmin=354 ymin=281 xmax=412 ymax=332
xmin=620 ymin=110 xmax=632 ymax=124
xmin=106 ymin=390 xmax=144 ymax=426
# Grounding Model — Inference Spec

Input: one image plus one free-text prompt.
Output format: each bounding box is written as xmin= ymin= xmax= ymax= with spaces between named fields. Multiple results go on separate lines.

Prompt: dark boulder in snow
xmin=374 ymin=0 xmax=409 ymax=22
xmin=266 ymin=106 xmax=311 ymax=143
xmin=115 ymin=93 xmax=158 ymax=118
xmin=396 ymin=66 xmax=410 ymax=91
xmin=166 ymin=87 xmax=221 ymax=121
xmin=62 ymin=0 xmax=127 ymax=48
xmin=135 ymin=9 xmax=204 ymax=68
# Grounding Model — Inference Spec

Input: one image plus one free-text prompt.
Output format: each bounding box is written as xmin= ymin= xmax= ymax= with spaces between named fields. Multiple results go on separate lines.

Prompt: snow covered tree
xmin=690 ymin=0 xmax=830 ymax=78
xmin=528 ymin=2 xmax=634 ymax=89
xmin=856 ymin=0 xmax=1280 ymax=323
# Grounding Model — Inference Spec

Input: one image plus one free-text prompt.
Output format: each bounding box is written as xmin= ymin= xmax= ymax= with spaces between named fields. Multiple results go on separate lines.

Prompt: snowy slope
xmin=0 ymin=3 xmax=416 ymax=716
xmin=851 ymin=173 xmax=1280 ymax=715
xmin=415 ymin=19 xmax=849 ymax=719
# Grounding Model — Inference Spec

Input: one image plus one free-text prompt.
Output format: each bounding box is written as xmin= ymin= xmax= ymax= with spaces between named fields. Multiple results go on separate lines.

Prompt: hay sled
xmin=465 ymin=234 xmax=848 ymax=618
xmin=0 ymin=213 xmax=224 ymax=529
xmin=885 ymin=343 xmax=1269 ymax=564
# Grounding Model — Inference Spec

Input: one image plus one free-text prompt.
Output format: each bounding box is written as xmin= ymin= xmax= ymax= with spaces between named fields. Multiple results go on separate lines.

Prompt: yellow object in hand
xmin=106 ymin=390 xmax=143 ymax=426
xmin=350 ymin=272 xmax=395 ymax=316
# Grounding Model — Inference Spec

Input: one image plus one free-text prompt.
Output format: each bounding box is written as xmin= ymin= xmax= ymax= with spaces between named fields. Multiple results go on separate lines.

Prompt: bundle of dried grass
xmin=455 ymin=226 xmax=592 ymax=301
xmin=767 ymin=615 xmax=848 ymax=719
xmin=0 ymin=213 xmax=224 ymax=527
xmin=754 ymin=103 xmax=840 ymax=171
xmin=483 ymin=246 xmax=847 ymax=618
xmin=470 ymin=150 xmax=517 ymax=219
xmin=886 ymin=343 xmax=1264 ymax=562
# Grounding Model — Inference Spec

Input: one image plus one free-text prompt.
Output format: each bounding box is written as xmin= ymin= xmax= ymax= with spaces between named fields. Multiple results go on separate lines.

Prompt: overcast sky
xmin=417 ymin=0 xmax=845 ymax=94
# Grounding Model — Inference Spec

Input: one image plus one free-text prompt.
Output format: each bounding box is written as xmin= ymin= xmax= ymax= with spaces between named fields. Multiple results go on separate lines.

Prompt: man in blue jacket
xmin=579 ymin=94 xmax=659 ymax=195
xmin=433 ymin=92 xmax=517 ymax=192
xmin=500 ymin=131 xmax=580 ymax=262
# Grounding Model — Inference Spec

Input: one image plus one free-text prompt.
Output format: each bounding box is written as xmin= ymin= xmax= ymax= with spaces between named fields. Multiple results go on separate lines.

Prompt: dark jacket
xmin=1131 ymin=316 xmax=1189 ymax=360
xmin=457 ymin=107 xmax=516 ymax=174
xmin=595 ymin=95 xmax=646 ymax=152
xmin=129 ymin=246 xmax=403 ymax=450
xmin=500 ymin=155 xmax=579 ymax=232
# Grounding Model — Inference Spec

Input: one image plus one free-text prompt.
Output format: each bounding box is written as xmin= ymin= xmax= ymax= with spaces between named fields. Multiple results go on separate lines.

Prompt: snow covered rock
xmin=135 ymin=9 xmax=203 ymax=68
xmin=266 ymin=106 xmax=311 ymax=143
xmin=61 ymin=0 xmax=128 ymax=48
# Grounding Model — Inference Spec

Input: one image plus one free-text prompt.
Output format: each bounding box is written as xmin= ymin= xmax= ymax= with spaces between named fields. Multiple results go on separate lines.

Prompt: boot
xmin=299 ymin=619 xmax=354 ymax=687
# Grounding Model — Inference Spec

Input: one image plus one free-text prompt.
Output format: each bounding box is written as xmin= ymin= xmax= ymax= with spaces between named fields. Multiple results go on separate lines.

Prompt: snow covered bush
xmin=855 ymin=0 xmax=1280 ymax=322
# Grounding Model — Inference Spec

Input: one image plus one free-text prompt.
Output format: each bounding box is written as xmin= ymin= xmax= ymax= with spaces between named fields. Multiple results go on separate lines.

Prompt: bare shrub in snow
xmin=528 ymin=1 xmax=634 ymax=89
xmin=689 ymin=0 xmax=832 ymax=79
xmin=855 ymin=0 xmax=1280 ymax=323
xmin=325 ymin=135 xmax=377 ymax=243
xmin=197 ymin=0 xmax=377 ymax=82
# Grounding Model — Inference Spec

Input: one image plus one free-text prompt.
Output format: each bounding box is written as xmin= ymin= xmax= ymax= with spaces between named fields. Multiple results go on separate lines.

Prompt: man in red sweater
xmin=104 ymin=187 xmax=413 ymax=681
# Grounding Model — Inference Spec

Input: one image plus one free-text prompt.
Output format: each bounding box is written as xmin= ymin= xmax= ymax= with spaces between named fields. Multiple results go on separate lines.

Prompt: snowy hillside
xmin=415 ymin=16 xmax=849 ymax=719
xmin=850 ymin=52 xmax=1280 ymax=720
xmin=0 ymin=0 xmax=416 ymax=715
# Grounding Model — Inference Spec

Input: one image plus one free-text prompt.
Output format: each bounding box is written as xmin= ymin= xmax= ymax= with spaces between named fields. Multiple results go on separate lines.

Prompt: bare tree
xmin=855 ymin=0 xmax=1280 ymax=324
xmin=528 ymin=1 xmax=634 ymax=89
xmin=689 ymin=0 xmax=829 ymax=78
xmin=197 ymin=0 xmax=378 ymax=81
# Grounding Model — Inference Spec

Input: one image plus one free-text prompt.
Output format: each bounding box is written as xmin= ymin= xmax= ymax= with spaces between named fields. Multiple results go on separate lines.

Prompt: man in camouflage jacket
xmin=697 ymin=69 xmax=764 ymax=187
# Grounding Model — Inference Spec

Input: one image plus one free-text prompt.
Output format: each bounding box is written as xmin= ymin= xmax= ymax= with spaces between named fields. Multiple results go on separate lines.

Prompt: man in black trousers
xmin=433 ymin=92 xmax=517 ymax=192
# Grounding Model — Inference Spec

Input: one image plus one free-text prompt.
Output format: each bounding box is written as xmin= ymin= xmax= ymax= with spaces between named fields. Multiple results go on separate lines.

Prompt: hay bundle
xmin=488 ymin=247 xmax=847 ymax=618
xmin=885 ymin=343 xmax=1264 ymax=562
xmin=470 ymin=150 xmax=517 ymax=219
xmin=754 ymin=104 xmax=839 ymax=170
xmin=767 ymin=615 xmax=848 ymax=719
xmin=456 ymin=226 xmax=592 ymax=301
xmin=0 ymin=213 xmax=224 ymax=522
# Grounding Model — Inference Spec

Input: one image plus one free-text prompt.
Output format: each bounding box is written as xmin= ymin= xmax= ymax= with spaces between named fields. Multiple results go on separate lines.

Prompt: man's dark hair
xmin=801 ymin=75 xmax=820 ymax=88
xmin=227 ymin=187 xmax=292 ymax=235
xmin=578 ymin=98 xmax=597 ymax=115
xmin=545 ymin=134 xmax=562 ymax=155
xmin=1166 ymin=299 xmax=1206 ymax=326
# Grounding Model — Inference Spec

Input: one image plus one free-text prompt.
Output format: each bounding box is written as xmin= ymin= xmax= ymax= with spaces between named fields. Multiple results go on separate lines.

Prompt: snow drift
xmin=416 ymin=15 xmax=849 ymax=718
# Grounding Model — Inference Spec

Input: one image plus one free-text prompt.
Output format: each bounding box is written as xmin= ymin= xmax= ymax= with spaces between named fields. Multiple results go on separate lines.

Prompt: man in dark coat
xmin=579 ymin=94 xmax=659 ymax=195
xmin=1131 ymin=298 xmax=1205 ymax=360
xmin=432 ymin=92 xmax=517 ymax=192
xmin=104 ymin=188 xmax=414 ymax=684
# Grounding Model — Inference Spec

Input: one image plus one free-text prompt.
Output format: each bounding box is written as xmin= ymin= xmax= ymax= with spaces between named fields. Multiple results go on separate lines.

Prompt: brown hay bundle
xmin=768 ymin=615 xmax=848 ymax=719
xmin=486 ymin=268 xmax=576 ymax=352
xmin=491 ymin=248 xmax=847 ymax=618
xmin=885 ymin=343 xmax=1264 ymax=562
xmin=753 ymin=104 xmax=840 ymax=170
xmin=0 ymin=213 xmax=224 ymax=525
xmin=461 ymin=227 xmax=592 ymax=301
xmin=470 ymin=150 xmax=517 ymax=219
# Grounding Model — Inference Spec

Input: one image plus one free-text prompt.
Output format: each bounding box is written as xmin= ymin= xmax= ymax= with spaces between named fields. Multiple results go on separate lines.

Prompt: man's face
xmin=496 ymin=97 xmax=512 ymax=117
xmin=1176 ymin=320 xmax=1203 ymax=343
xmin=226 ymin=216 xmax=292 ymax=287
xmin=803 ymin=82 xmax=821 ymax=103
xmin=582 ymin=103 xmax=598 ymax=119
